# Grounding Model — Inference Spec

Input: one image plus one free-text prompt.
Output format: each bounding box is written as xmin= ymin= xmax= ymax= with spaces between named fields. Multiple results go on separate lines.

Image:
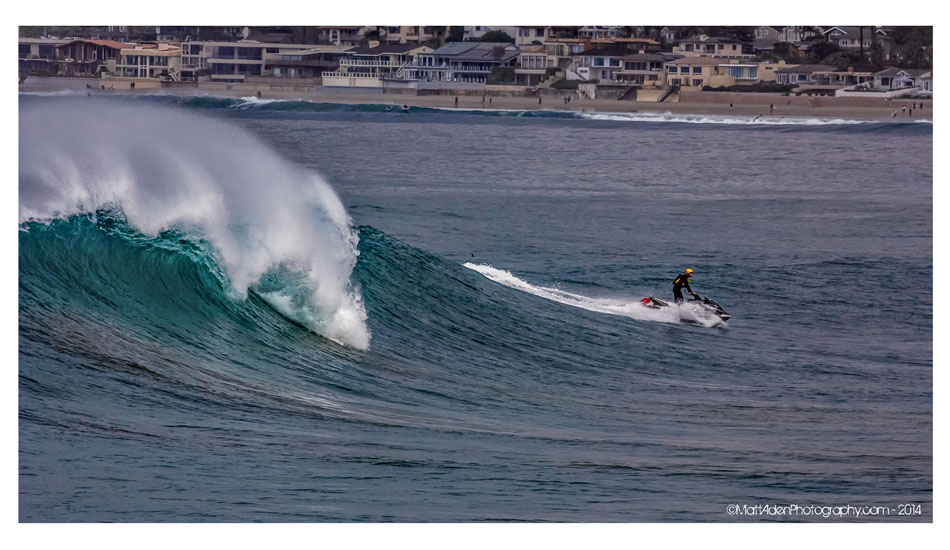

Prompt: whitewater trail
xmin=19 ymin=99 xmax=371 ymax=350
xmin=464 ymin=263 xmax=724 ymax=328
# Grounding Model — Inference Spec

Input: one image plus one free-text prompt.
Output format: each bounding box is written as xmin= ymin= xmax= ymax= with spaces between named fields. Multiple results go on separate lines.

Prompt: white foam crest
xmin=19 ymin=100 xmax=371 ymax=350
xmin=577 ymin=111 xmax=878 ymax=126
xmin=232 ymin=96 xmax=289 ymax=109
xmin=464 ymin=263 xmax=725 ymax=327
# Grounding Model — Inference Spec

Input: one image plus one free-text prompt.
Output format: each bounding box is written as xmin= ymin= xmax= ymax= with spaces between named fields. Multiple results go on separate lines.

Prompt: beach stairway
xmin=536 ymin=73 xmax=560 ymax=89
xmin=658 ymin=84 xmax=679 ymax=103
xmin=618 ymin=86 xmax=637 ymax=101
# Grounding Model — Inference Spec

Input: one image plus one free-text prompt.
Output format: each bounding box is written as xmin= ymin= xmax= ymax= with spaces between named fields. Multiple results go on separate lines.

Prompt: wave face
xmin=19 ymin=99 xmax=369 ymax=349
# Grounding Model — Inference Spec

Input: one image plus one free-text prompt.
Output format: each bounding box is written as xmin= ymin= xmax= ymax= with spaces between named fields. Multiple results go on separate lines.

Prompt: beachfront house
xmin=514 ymin=45 xmax=549 ymax=86
xmin=542 ymin=37 xmax=588 ymax=72
xmin=180 ymin=40 xmax=350 ymax=83
xmin=811 ymin=67 xmax=875 ymax=87
xmin=672 ymin=35 xmax=751 ymax=59
xmin=113 ymin=43 xmax=183 ymax=81
xmin=322 ymin=43 xmax=433 ymax=87
xmin=713 ymin=61 xmax=761 ymax=85
xmin=663 ymin=58 xmax=784 ymax=88
xmin=616 ymin=53 xmax=667 ymax=87
xmin=774 ymin=64 xmax=836 ymax=85
xmin=573 ymin=45 xmax=627 ymax=82
xmin=404 ymin=42 xmax=520 ymax=84
xmin=921 ymin=74 xmax=933 ymax=95
xmin=756 ymin=60 xmax=797 ymax=83
xmin=19 ymin=37 xmax=69 ymax=76
xmin=665 ymin=57 xmax=730 ymax=87
xmin=55 ymin=39 xmax=129 ymax=76
xmin=873 ymin=67 xmax=931 ymax=90
xmin=266 ymin=46 xmax=351 ymax=80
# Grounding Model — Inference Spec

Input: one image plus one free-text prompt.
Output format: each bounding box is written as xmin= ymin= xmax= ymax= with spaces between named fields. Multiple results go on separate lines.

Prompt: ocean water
xmin=18 ymin=95 xmax=932 ymax=522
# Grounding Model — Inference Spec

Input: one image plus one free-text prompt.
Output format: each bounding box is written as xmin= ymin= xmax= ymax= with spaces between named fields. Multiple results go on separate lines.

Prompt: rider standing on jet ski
xmin=673 ymin=268 xmax=698 ymax=303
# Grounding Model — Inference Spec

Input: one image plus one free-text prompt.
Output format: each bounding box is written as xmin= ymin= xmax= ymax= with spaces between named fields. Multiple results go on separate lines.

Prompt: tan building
xmin=665 ymin=57 xmax=724 ymax=87
xmin=668 ymin=58 xmax=800 ymax=88
xmin=114 ymin=43 xmax=183 ymax=81
xmin=515 ymin=45 xmax=549 ymax=86
xmin=542 ymin=37 xmax=588 ymax=70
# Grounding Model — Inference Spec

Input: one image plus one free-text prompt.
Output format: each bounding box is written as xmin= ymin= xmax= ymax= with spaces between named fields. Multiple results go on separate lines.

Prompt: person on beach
xmin=454 ymin=96 xmax=459 ymax=107
xmin=770 ymin=104 xmax=774 ymax=114
xmin=539 ymin=96 xmax=542 ymax=105
xmin=673 ymin=269 xmax=698 ymax=303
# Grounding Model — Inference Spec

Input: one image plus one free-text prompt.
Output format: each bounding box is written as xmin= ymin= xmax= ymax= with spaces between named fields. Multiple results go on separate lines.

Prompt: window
xmin=693 ymin=79 xmax=703 ymax=86
xmin=693 ymin=66 xmax=702 ymax=74
xmin=732 ymin=44 xmax=737 ymax=50
xmin=680 ymin=66 xmax=689 ymax=74
xmin=749 ymin=67 xmax=757 ymax=79
xmin=729 ymin=66 xmax=742 ymax=78
xmin=798 ymin=74 xmax=807 ymax=82
xmin=685 ymin=44 xmax=693 ymax=51
xmin=609 ymin=58 xmax=619 ymax=67
xmin=594 ymin=57 xmax=604 ymax=66
xmin=19 ymin=44 xmax=31 ymax=56
xmin=667 ymin=65 xmax=676 ymax=72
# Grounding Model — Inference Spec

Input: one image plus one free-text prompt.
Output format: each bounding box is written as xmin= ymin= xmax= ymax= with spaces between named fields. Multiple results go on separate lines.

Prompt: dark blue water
xmin=19 ymin=95 xmax=932 ymax=522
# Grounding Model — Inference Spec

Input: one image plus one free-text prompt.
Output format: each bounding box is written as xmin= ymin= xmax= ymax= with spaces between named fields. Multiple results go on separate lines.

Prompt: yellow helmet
xmin=685 ymin=268 xmax=693 ymax=274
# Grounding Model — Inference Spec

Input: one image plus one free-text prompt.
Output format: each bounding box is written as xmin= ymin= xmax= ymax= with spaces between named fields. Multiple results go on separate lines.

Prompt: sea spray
xmin=463 ymin=263 xmax=726 ymax=328
xmin=19 ymin=98 xmax=371 ymax=350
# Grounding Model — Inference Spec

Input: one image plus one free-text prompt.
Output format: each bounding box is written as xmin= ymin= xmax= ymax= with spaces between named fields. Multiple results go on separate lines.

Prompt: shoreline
xmin=19 ymin=77 xmax=933 ymax=122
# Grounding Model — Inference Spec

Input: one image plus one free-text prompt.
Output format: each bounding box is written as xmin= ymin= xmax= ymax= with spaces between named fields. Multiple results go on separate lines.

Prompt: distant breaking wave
xmin=19 ymin=99 xmax=371 ymax=350
xmin=21 ymin=93 xmax=930 ymax=128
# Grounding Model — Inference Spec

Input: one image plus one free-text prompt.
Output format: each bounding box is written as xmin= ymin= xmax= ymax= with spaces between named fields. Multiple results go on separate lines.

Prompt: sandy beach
xmin=20 ymin=76 xmax=933 ymax=122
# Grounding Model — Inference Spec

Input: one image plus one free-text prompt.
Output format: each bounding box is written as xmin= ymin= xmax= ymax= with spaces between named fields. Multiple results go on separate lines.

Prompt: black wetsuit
xmin=672 ymin=273 xmax=693 ymax=302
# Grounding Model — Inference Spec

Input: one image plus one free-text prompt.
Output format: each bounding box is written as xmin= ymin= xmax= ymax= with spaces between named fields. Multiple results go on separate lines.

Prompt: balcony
xmin=340 ymin=58 xmax=404 ymax=67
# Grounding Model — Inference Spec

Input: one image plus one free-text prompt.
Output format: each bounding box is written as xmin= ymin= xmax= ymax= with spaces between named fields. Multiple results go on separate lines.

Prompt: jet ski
xmin=639 ymin=295 xmax=731 ymax=322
